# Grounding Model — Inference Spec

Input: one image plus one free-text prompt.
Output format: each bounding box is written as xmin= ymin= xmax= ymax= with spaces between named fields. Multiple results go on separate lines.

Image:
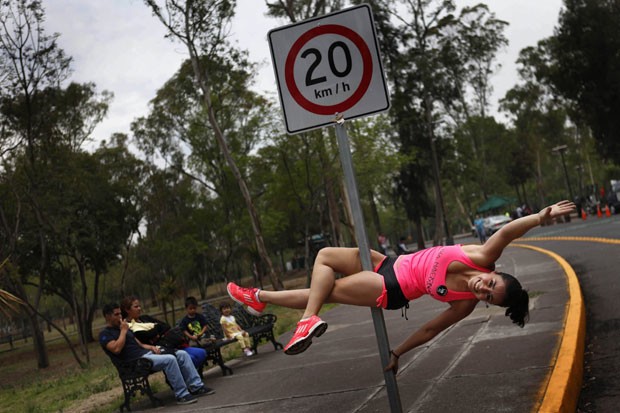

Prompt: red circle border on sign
xmin=284 ymin=24 xmax=373 ymax=116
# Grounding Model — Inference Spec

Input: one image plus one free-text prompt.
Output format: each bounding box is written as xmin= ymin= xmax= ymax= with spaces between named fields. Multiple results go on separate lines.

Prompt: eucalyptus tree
xmin=253 ymin=127 xmax=328 ymax=286
xmin=361 ymin=0 xmax=461 ymax=245
xmin=144 ymin=0 xmax=284 ymax=290
xmin=499 ymin=45 xmax=574 ymax=207
xmin=132 ymin=52 xmax=274 ymax=285
xmin=133 ymin=169 xmax=210 ymax=323
xmin=1 ymin=1 xmax=122 ymax=367
xmin=265 ymin=0 xmax=345 ymax=22
xmin=359 ymin=1 xmax=510 ymax=243
xmin=0 ymin=0 xmax=72 ymax=368
xmin=545 ymin=0 xmax=620 ymax=164
xmin=438 ymin=4 xmax=508 ymax=212
xmin=264 ymin=1 xmax=354 ymax=250
xmin=0 ymin=0 xmax=72 ymax=163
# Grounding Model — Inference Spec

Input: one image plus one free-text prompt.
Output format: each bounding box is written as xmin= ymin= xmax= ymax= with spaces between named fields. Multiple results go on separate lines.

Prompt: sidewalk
xmin=129 ymin=245 xmax=582 ymax=412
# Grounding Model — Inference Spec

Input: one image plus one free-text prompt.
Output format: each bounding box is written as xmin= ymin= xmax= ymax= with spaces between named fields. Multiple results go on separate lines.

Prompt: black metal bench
xmin=200 ymin=303 xmax=237 ymax=375
xmin=231 ymin=303 xmax=283 ymax=354
xmin=108 ymin=357 xmax=163 ymax=412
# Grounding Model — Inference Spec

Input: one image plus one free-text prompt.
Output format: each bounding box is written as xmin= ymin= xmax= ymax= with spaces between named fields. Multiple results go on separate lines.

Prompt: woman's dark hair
xmin=497 ymin=272 xmax=530 ymax=328
xmin=120 ymin=295 xmax=139 ymax=319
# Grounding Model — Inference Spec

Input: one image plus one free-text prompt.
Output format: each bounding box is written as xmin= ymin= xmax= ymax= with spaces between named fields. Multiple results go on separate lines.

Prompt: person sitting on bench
xmin=99 ymin=303 xmax=215 ymax=405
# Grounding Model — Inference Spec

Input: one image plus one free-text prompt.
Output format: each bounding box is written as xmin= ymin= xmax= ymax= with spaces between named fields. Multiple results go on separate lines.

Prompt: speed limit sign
xmin=268 ymin=4 xmax=390 ymax=134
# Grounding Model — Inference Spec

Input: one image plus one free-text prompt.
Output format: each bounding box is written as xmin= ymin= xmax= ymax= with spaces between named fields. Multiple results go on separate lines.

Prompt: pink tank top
xmin=394 ymin=245 xmax=491 ymax=302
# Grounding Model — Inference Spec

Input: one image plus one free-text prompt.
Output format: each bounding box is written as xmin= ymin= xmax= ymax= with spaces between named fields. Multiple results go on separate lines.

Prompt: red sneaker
xmin=227 ymin=282 xmax=266 ymax=315
xmin=283 ymin=315 xmax=328 ymax=355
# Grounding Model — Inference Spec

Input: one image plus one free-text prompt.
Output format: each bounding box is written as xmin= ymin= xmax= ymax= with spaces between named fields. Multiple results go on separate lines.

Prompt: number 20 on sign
xmin=268 ymin=4 xmax=390 ymax=134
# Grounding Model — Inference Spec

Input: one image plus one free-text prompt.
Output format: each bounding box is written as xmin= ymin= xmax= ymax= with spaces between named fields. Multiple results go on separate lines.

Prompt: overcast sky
xmin=43 ymin=0 xmax=564 ymax=147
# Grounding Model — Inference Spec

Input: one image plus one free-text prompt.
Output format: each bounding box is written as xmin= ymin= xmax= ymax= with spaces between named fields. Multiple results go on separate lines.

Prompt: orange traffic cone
xmin=581 ymin=209 xmax=587 ymax=220
xmin=597 ymin=204 xmax=602 ymax=218
xmin=605 ymin=205 xmax=611 ymax=217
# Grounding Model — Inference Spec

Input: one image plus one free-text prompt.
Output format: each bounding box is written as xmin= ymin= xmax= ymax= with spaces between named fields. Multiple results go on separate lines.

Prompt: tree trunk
xmin=318 ymin=133 xmax=343 ymax=247
xmin=535 ymin=149 xmax=546 ymax=208
xmin=187 ymin=51 xmax=284 ymax=291
xmin=415 ymin=216 xmax=426 ymax=250
xmin=368 ymin=189 xmax=382 ymax=242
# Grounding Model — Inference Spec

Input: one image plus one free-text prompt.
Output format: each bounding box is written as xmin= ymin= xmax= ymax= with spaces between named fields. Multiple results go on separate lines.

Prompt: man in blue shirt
xmin=474 ymin=216 xmax=487 ymax=244
xmin=99 ymin=303 xmax=214 ymax=405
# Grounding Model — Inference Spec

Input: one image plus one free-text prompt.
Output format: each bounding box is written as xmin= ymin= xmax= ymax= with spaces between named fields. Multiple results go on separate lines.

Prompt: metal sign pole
xmin=334 ymin=116 xmax=402 ymax=413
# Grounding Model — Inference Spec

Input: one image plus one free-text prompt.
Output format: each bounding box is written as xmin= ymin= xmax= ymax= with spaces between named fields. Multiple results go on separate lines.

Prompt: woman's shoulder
xmin=459 ymin=244 xmax=494 ymax=267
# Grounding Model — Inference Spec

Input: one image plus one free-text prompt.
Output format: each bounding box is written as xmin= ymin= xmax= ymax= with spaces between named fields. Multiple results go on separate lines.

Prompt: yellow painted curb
xmin=511 ymin=244 xmax=585 ymax=413
xmin=518 ymin=236 xmax=620 ymax=244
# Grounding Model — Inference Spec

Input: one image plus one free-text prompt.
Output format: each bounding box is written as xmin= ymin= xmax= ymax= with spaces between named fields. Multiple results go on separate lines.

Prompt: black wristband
xmin=391 ymin=349 xmax=400 ymax=359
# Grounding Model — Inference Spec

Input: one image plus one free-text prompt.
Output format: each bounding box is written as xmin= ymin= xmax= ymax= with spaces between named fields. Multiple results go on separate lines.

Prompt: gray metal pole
xmin=334 ymin=117 xmax=403 ymax=413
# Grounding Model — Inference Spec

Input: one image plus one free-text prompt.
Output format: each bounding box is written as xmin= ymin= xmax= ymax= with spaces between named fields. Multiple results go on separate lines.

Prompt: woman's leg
xmin=259 ymin=248 xmax=386 ymax=315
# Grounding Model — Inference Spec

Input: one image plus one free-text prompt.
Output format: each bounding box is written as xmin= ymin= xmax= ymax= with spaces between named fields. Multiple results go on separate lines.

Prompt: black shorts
xmin=375 ymin=257 xmax=409 ymax=310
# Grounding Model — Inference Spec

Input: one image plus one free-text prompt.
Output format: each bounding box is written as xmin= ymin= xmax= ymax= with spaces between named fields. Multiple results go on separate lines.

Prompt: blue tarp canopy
xmin=476 ymin=196 xmax=515 ymax=213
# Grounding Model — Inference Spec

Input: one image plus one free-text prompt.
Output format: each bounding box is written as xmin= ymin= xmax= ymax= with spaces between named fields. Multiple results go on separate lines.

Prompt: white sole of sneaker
xmin=245 ymin=306 xmax=262 ymax=316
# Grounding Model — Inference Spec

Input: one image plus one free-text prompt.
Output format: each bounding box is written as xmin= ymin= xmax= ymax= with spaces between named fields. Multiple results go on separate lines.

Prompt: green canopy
xmin=476 ymin=196 xmax=515 ymax=213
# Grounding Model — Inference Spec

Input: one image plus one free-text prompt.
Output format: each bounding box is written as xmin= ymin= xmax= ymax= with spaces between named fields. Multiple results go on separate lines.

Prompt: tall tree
xmin=0 ymin=0 xmax=72 ymax=368
xmin=546 ymin=0 xmax=620 ymax=164
xmin=265 ymin=0 xmax=344 ymax=22
xmin=439 ymin=4 xmax=508 ymax=208
xmin=132 ymin=54 xmax=271 ymax=285
xmin=265 ymin=0 xmax=350 ymax=250
xmin=144 ymin=0 xmax=284 ymax=290
xmin=500 ymin=45 xmax=573 ymax=207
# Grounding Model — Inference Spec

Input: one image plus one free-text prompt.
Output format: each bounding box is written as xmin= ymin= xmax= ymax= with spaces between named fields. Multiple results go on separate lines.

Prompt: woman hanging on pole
xmin=227 ymin=200 xmax=575 ymax=372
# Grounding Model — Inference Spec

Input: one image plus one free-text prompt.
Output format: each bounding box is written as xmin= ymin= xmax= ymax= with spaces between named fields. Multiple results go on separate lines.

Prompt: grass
xmin=0 ymin=272 xmax=337 ymax=412
xmin=0 ymin=340 xmax=119 ymax=413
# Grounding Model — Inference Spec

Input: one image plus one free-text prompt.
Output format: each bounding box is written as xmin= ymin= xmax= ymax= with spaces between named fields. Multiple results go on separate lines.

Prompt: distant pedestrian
xmin=474 ymin=216 xmax=486 ymax=244
xmin=396 ymin=237 xmax=410 ymax=256
xmin=377 ymin=234 xmax=389 ymax=255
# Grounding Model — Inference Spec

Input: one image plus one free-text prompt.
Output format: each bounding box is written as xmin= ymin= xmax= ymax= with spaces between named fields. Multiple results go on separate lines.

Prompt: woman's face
xmin=468 ymin=272 xmax=507 ymax=306
xmin=126 ymin=299 xmax=142 ymax=320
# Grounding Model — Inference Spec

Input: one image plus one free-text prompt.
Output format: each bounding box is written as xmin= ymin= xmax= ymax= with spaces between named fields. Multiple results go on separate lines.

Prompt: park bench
xmin=231 ymin=303 xmax=283 ymax=354
xmin=107 ymin=356 xmax=163 ymax=412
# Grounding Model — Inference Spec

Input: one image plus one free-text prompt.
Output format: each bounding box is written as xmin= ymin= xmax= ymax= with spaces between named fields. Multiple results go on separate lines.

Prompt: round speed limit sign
xmin=268 ymin=4 xmax=390 ymax=134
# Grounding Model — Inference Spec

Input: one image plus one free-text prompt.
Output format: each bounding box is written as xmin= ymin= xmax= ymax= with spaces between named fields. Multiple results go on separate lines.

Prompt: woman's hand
xmin=384 ymin=351 xmax=400 ymax=374
xmin=539 ymin=200 xmax=576 ymax=221
xmin=151 ymin=345 xmax=161 ymax=354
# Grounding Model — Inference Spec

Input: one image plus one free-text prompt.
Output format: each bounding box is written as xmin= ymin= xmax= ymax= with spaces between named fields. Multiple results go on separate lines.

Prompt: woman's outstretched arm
xmin=476 ymin=200 xmax=576 ymax=265
xmin=384 ymin=299 xmax=477 ymax=374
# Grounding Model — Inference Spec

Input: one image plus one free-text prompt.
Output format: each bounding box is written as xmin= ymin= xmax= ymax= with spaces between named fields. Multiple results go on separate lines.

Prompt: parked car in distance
xmin=484 ymin=215 xmax=512 ymax=235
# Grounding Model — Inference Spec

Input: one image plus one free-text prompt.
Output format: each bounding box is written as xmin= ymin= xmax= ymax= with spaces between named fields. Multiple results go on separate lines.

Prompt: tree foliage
xmin=144 ymin=0 xmax=285 ymax=289
xmin=545 ymin=0 xmax=620 ymax=163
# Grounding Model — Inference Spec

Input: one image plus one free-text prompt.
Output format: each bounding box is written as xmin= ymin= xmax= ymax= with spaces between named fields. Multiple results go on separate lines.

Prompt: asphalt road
xmin=502 ymin=214 xmax=620 ymax=413
xmin=118 ymin=213 xmax=619 ymax=413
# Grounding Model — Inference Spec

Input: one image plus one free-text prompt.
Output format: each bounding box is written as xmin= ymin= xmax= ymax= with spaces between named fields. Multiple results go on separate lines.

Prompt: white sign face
xmin=268 ymin=4 xmax=390 ymax=134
